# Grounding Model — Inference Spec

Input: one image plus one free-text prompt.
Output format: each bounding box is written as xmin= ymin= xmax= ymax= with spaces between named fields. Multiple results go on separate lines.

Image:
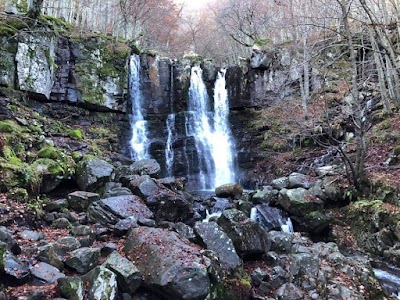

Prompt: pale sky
xmin=175 ymin=0 xmax=213 ymax=11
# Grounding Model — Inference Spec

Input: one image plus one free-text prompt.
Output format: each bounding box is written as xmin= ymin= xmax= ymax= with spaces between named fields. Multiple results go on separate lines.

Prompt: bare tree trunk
xmin=28 ymin=0 xmax=44 ymax=19
xmin=368 ymin=28 xmax=392 ymax=113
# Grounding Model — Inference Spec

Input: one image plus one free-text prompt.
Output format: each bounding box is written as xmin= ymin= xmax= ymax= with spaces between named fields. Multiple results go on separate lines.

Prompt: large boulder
xmin=76 ymin=158 xmax=114 ymax=192
xmin=84 ymin=266 xmax=118 ymax=300
xmin=124 ymin=227 xmax=210 ymax=300
xmin=217 ymin=209 xmax=270 ymax=258
xmin=194 ymin=222 xmax=241 ymax=271
xmin=127 ymin=176 xmax=193 ymax=223
xmin=130 ymin=159 xmax=161 ymax=177
xmin=87 ymin=195 xmax=153 ymax=226
xmin=65 ymin=247 xmax=101 ymax=274
xmin=58 ymin=277 xmax=84 ymax=300
xmin=67 ymin=191 xmax=100 ymax=212
xmin=215 ymin=183 xmax=243 ymax=199
xmin=278 ymin=188 xmax=324 ymax=217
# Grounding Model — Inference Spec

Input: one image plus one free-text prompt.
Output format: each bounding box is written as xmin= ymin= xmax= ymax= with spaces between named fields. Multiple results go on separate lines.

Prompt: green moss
xmin=7 ymin=187 xmax=28 ymax=202
xmin=38 ymin=15 xmax=74 ymax=32
xmin=67 ymin=129 xmax=83 ymax=140
xmin=37 ymin=146 xmax=61 ymax=160
xmin=32 ymin=158 xmax=65 ymax=176
xmin=393 ymin=145 xmax=400 ymax=156
xmin=0 ymin=120 xmax=20 ymax=133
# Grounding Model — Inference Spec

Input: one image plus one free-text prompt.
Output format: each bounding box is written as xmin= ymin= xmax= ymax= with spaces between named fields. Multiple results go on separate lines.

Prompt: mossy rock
xmin=0 ymin=120 xmax=20 ymax=133
xmin=7 ymin=187 xmax=28 ymax=202
xmin=37 ymin=146 xmax=62 ymax=160
xmin=67 ymin=129 xmax=83 ymax=140
xmin=0 ymin=159 xmax=34 ymax=192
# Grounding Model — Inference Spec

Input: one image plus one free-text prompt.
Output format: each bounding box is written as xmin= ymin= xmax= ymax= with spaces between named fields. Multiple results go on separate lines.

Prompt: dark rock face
xmin=65 ymin=247 xmax=101 ymax=274
xmin=124 ymin=227 xmax=210 ymax=300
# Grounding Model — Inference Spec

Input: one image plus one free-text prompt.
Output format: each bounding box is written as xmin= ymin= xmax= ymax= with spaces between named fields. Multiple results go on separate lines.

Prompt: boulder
xmin=217 ymin=209 xmax=270 ymax=258
xmin=278 ymin=188 xmax=324 ymax=217
xmin=104 ymin=251 xmax=141 ymax=294
xmin=130 ymin=159 xmax=161 ymax=177
xmin=251 ymin=186 xmax=276 ymax=204
xmin=87 ymin=195 xmax=153 ymax=226
xmin=84 ymin=266 xmax=118 ymax=300
xmin=289 ymin=253 xmax=320 ymax=276
xmin=124 ymin=227 xmax=210 ymax=299
xmin=0 ymin=226 xmax=21 ymax=254
xmin=268 ymin=231 xmax=294 ymax=253
xmin=251 ymin=204 xmax=290 ymax=231
xmin=55 ymin=236 xmax=81 ymax=256
xmin=275 ymin=283 xmax=304 ymax=300
xmin=67 ymin=191 xmax=100 ymax=212
xmin=76 ymin=158 xmax=114 ymax=191
xmin=288 ymin=173 xmax=314 ymax=189
xmin=2 ymin=252 xmax=30 ymax=284
xmin=58 ymin=277 xmax=84 ymax=300
xmin=271 ymin=177 xmax=289 ymax=190
xmin=31 ymin=262 xmax=65 ymax=283
xmin=128 ymin=175 xmax=159 ymax=198
xmin=65 ymin=247 xmax=101 ymax=274
xmin=194 ymin=222 xmax=241 ymax=271
xmin=215 ymin=183 xmax=243 ymax=198
xmin=37 ymin=244 xmax=64 ymax=270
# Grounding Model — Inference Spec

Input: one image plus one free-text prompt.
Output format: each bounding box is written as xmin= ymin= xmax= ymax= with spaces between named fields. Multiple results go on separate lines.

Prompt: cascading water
xmin=165 ymin=114 xmax=175 ymax=176
xmin=129 ymin=54 xmax=149 ymax=160
xmin=212 ymin=69 xmax=236 ymax=186
xmin=185 ymin=66 xmax=236 ymax=189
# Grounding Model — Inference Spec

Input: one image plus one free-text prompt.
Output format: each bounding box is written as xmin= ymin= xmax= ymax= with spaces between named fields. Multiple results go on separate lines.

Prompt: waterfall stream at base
xmin=129 ymin=54 xmax=149 ymax=161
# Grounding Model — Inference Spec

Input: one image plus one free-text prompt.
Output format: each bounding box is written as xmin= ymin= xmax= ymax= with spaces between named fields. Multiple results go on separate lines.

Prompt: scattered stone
xmin=113 ymin=217 xmax=138 ymax=236
xmin=217 ymin=209 xmax=270 ymax=258
xmin=288 ymin=173 xmax=314 ymax=189
xmin=124 ymin=227 xmax=209 ymax=299
xmin=278 ymin=188 xmax=324 ymax=217
xmin=84 ymin=266 xmax=118 ymax=300
xmin=55 ymin=236 xmax=81 ymax=256
xmin=251 ymin=186 xmax=276 ymax=204
xmin=275 ymin=283 xmax=304 ymax=300
xmin=67 ymin=191 xmax=100 ymax=212
xmin=2 ymin=252 xmax=30 ymax=284
xmin=65 ymin=247 xmax=101 ymax=274
xmin=18 ymin=230 xmax=43 ymax=241
xmin=52 ymin=217 xmax=72 ymax=229
xmin=104 ymin=251 xmax=141 ymax=294
xmin=130 ymin=159 xmax=161 ymax=177
xmin=87 ymin=195 xmax=153 ymax=226
xmin=271 ymin=177 xmax=289 ymax=190
xmin=44 ymin=199 xmax=68 ymax=212
xmin=31 ymin=262 xmax=65 ymax=283
xmin=58 ymin=277 xmax=84 ymax=300
xmin=194 ymin=221 xmax=241 ymax=271
xmin=76 ymin=158 xmax=114 ymax=191
xmin=0 ymin=226 xmax=21 ymax=254
xmin=173 ymin=222 xmax=197 ymax=242
xmin=137 ymin=217 xmax=156 ymax=227
xmin=37 ymin=244 xmax=64 ymax=270
xmin=101 ymin=243 xmax=117 ymax=257
xmin=268 ymin=231 xmax=293 ymax=253
xmin=215 ymin=183 xmax=243 ymax=198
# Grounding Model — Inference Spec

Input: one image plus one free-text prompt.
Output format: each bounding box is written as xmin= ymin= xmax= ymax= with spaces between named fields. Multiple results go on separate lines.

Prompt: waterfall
xmin=212 ymin=69 xmax=236 ymax=186
xmin=129 ymin=54 xmax=149 ymax=161
xmin=165 ymin=114 xmax=175 ymax=176
xmin=185 ymin=66 xmax=236 ymax=189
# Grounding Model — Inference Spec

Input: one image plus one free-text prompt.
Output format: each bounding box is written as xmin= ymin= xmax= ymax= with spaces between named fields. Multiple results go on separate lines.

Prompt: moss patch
xmin=67 ymin=129 xmax=83 ymax=140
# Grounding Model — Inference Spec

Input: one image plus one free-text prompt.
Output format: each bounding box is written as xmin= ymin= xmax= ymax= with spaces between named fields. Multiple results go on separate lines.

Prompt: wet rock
xmin=128 ymin=175 xmax=159 ymax=198
xmin=58 ymin=277 xmax=84 ymax=300
xmin=278 ymin=188 xmax=324 ymax=217
xmin=215 ymin=183 xmax=243 ymax=199
xmin=67 ymin=191 xmax=100 ymax=212
xmin=194 ymin=221 xmax=241 ymax=271
xmin=2 ymin=252 xmax=30 ymax=284
xmin=31 ymin=262 xmax=65 ymax=283
xmin=76 ymin=158 xmax=114 ymax=192
xmin=251 ymin=204 xmax=289 ymax=231
xmin=113 ymin=217 xmax=138 ymax=236
xmin=275 ymin=283 xmax=304 ymax=300
xmin=65 ymin=247 xmax=101 ymax=274
xmin=0 ymin=226 xmax=21 ymax=254
xmin=87 ymin=195 xmax=153 ymax=226
xmin=217 ymin=209 xmax=270 ymax=258
xmin=124 ymin=227 xmax=209 ymax=299
xmin=84 ymin=266 xmax=118 ymax=300
xmin=104 ymin=251 xmax=141 ymax=294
